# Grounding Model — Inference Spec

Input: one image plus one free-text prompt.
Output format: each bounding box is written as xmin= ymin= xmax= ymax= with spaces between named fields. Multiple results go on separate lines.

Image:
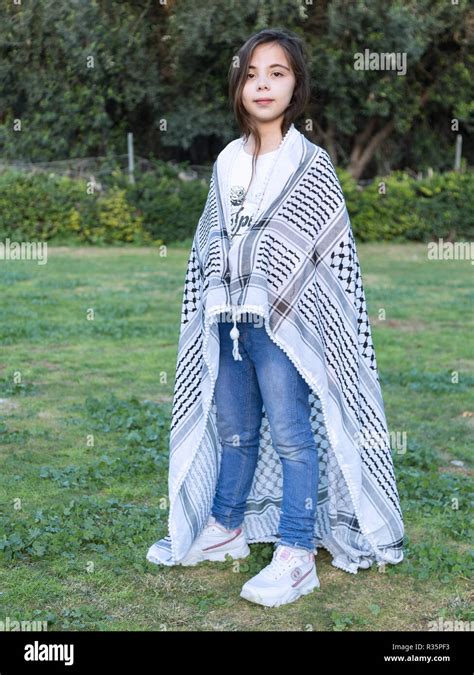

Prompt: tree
xmin=0 ymin=0 xmax=472 ymax=175
xmin=303 ymin=0 xmax=474 ymax=177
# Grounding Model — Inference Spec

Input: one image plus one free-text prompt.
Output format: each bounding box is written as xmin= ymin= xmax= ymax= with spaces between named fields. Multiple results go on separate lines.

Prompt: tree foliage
xmin=0 ymin=0 xmax=472 ymax=177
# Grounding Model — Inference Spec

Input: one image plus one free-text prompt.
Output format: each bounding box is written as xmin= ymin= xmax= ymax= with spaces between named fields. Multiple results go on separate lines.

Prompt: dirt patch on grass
xmin=47 ymin=247 xmax=157 ymax=258
xmin=438 ymin=446 xmax=472 ymax=476
xmin=385 ymin=319 xmax=427 ymax=332
xmin=359 ymin=273 xmax=391 ymax=288
xmin=439 ymin=464 xmax=472 ymax=477
xmin=36 ymin=361 xmax=60 ymax=371
xmin=0 ymin=398 xmax=20 ymax=413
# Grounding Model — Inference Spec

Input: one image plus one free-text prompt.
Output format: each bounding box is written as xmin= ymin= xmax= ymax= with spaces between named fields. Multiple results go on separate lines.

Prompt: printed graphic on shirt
xmin=229 ymin=148 xmax=277 ymax=243
xmin=229 ymin=184 xmax=264 ymax=241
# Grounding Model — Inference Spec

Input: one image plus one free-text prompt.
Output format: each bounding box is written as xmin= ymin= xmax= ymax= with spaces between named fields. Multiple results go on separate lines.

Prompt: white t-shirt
xmin=229 ymin=146 xmax=279 ymax=244
xmin=228 ymin=145 xmax=278 ymax=277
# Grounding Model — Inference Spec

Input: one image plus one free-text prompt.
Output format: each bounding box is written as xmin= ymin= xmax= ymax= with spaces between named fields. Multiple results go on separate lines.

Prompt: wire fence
xmin=0 ymin=154 xmax=213 ymax=184
xmin=0 ymin=152 xmax=460 ymax=190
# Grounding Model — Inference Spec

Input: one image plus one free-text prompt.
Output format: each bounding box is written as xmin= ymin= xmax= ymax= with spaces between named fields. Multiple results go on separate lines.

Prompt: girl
xmin=147 ymin=28 xmax=404 ymax=609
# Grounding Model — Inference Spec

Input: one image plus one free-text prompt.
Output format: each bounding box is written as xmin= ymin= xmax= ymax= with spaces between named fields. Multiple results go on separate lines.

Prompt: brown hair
xmin=228 ymin=28 xmax=310 ymax=187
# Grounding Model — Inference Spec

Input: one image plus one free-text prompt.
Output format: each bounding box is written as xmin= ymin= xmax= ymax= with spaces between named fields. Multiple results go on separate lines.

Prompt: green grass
xmin=0 ymin=242 xmax=473 ymax=631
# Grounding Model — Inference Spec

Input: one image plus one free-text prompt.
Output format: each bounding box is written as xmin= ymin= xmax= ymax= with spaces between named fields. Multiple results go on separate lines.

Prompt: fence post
xmin=128 ymin=132 xmax=135 ymax=184
xmin=454 ymin=134 xmax=462 ymax=172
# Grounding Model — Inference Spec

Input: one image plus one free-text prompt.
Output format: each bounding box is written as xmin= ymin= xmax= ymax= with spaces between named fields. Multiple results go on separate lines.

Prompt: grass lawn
xmin=0 ymin=242 xmax=472 ymax=631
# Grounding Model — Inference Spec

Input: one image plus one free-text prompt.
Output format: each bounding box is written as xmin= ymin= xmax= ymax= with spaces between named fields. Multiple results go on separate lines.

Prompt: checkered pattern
xmin=150 ymin=128 xmax=404 ymax=574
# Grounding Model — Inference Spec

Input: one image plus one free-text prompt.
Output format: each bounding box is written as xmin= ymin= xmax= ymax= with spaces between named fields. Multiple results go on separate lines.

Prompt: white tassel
xmin=230 ymin=308 xmax=242 ymax=361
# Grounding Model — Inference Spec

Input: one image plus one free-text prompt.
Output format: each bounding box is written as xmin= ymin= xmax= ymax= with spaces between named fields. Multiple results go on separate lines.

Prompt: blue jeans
xmin=211 ymin=312 xmax=319 ymax=552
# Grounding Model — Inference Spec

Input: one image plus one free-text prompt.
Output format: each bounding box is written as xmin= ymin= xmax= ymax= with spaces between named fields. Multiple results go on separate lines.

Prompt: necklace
xmin=225 ymin=123 xmax=295 ymax=359
xmin=228 ymin=123 xmax=295 ymax=235
xmin=240 ymin=148 xmax=278 ymax=207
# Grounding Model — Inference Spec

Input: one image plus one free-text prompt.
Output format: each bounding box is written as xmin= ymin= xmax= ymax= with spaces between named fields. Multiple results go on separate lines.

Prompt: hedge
xmin=0 ymin=165 xmax=472 ymax=245
xmin=338 ymin=169 xmax=474 ymax=242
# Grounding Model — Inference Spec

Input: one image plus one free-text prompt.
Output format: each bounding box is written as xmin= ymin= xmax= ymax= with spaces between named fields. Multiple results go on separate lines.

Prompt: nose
xmin=256 ymin=75 xmax=270 ymax=89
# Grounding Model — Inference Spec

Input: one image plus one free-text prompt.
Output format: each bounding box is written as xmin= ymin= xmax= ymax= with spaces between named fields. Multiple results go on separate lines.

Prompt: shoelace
xmin=205 ymin=519 xmax=236 ymax=535
xmin=261 ymin=550 xmax=310 ymax=581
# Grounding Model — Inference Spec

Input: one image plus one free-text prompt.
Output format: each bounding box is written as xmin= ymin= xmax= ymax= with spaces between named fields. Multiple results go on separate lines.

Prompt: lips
xmin=255 ymin=99 xmax=274 ymax=104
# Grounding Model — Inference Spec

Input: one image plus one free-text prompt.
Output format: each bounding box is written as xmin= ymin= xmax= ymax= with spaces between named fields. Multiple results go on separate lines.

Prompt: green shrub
xmin=409 ymin=171 xmax=474 ymax=241
xmin=70 ymin=186 xmax=148 ymax=245
xmin=124 ymin=172 xmax=209 ymax=244
xmin=341 ymin=169 xmax=423 ymax=242
xmin=0 ymin=166 xmax=471 ymax=245
xmin=339 ymin=168 xmax=474 ymax=242
xmin=0 ymin=170 xmax=91 ymax=240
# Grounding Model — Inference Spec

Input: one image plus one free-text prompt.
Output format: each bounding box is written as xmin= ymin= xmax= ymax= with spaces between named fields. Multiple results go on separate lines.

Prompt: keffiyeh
xmin=149 ymin=122 xmax=404 ymax=574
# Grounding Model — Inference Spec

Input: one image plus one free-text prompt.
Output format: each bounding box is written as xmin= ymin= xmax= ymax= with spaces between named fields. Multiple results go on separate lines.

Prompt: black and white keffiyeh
xmin=149 ymin=122 xmax=404 ymax=574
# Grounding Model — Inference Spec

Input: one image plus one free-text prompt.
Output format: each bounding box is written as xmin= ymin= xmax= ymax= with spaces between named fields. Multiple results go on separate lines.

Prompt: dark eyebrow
xmin=248 ymin=63 xmax=290 ymax=71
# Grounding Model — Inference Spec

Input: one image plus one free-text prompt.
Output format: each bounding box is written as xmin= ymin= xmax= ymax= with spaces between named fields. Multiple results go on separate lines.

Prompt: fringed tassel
xmin=230 ymin=307 xmax=242 ymax=361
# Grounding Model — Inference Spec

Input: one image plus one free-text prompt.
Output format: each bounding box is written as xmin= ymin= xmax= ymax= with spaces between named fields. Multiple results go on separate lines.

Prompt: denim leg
xmin=247 ymin=321 xmax=319 ymax=552
xmin=211 ymin=319 xmax=264 ymax=530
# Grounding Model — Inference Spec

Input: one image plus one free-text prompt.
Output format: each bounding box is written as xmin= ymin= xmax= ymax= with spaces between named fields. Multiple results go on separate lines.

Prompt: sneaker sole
xmin=146 ymin=547 xmax=167 ymax=565
xmin=180 ymin=541 xmax=251 ymax=567
xmin=240 ymin=570 xmax=320 ymax=607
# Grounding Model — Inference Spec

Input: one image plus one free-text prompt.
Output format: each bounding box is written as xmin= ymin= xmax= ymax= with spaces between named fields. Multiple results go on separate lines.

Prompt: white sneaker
xmin=161 ymin=514 xmax=249 ymax=567
xmin=240 ymin=544 xmax=320 ymax=607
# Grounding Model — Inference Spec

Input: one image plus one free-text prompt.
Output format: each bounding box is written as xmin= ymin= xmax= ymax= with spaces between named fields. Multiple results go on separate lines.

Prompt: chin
xmin=251 ymin=107 xmax=284 ymax=118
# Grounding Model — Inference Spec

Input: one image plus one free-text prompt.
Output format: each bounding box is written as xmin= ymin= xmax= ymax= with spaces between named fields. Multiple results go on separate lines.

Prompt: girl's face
xmin=242 ymin=42 xmax=296 ymax=126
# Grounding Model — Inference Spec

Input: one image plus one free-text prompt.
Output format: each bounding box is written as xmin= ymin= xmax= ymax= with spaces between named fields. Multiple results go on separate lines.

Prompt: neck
xmin=245 ymin=117 xmax=287 ymax=154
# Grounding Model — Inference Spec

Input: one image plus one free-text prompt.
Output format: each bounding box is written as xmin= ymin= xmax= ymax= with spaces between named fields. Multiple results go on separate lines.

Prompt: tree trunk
xmin=311 ymin=120 xmax=338 ymax=164
xmin=348 ymin=118 xmax=395 ymax=180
